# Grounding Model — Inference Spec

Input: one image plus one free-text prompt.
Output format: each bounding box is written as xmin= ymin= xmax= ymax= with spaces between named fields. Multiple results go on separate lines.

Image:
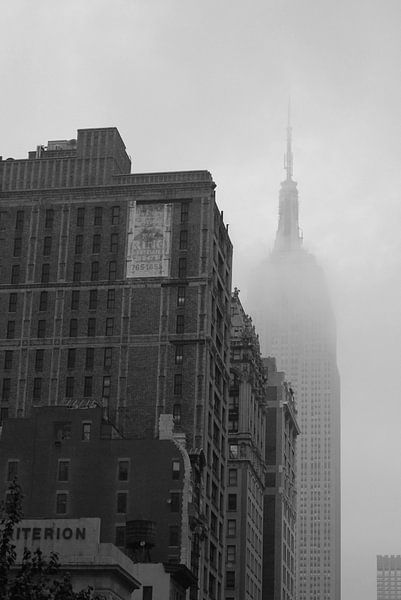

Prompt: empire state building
xmin=256 ymin=120 xmax=341 ymax=600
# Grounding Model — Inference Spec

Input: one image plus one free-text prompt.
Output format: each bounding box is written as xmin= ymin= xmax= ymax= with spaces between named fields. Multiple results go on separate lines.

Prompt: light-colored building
xmin=377 ymin=555 xmax=401 ymax=600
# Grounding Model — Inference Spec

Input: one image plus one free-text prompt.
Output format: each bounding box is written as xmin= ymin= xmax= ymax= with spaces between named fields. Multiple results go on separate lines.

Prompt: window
xmin=178 ymin=257 xmax=186 ymax=279
xmin=15 ymin=210 xmax=24 ymax=231
xmin=41 ymin=263 xmax=50 ymax=283
xmin=54 ymin=421 xmax=72 ymax=441
xmin=65 ymin=377 xmax=74 ymax=398
xmin=102 ymin=376 xmax=111 ymax=399
xmin=173 ymin=374 xmax=182 ymax=396
xmin=2 ymin=379 xmax=11 ymax=401
xmin=85 ymin=347 xmax=94 ymax=370
xmin=77 ymin=207 xmax=85 ymax=227
xmin=94 ymin=207 xmax=103 ymax=226
xmin=229 ymin=444 xmax=238 ymax=459
xmin=172 ymin=460 xmax=180 ymax=480
xmin=226 ymin=545 xmax=236 ymax=563
xmin=111 ymin=206 xmax=120 ymax=225
xmin=73 ymin=262 xmax=82 ymax=282
xmin=170 ymin=492 xmax=180 ymax=512
xmin=108 ymin=261 xmax=117 ymax=281
xmin=89 ymin=289 xmax=97 ymax=310
xmin=173 ymin=403 xmax=181 ymax=424
xmin=87 ymin=318 xmax=96 ymax=337
xmin=176 ymin=315 xmax=184 ymax=334
xmin=169 ymin=525 xmax=179 ymax=546
xmin=177 ymin=287 xmax=186 ymax=306
xmin=118 ymin=460 xmax=129 ymax=481
xmin=67 ymin=348 xmax=76 ymax=369
xmin=37 ymin=320 xmax=46 ymax=338
xmin=228 ymin=469 xmax=238 ymax=486
xmin=70 ymin=290 xmax=79 ymax=311
xmin=13 ymin=237 xmax=22 ymax=257
xmin=69 ymin=318 xmax=78 ymax=337
xmin=116 ymin=492 xmax=127 ymax=514
xmin=4 ymin=351 xmax=13 ymax=370
xmin=8 ymin=293 xmax=17 ymax=313
xmin=35 ymin=349 xmax=44 ymax=372
xmin=227 ymin=519 xmax=236 ymax=537
xmin=110 ymin=233 xmax=118 ymax=253
xmin=11 ymin=265 xmax=20 ymax=284
xmin=179 ymin=230 xmax=188 ymax=250
xmin=107 ymin=289 xmax=115 ymax=309
xmin=91 ymin=261 xmax=99 ymax=281
xmin=175 ymin=345 xmax=183 ymax=365
xmin=45 ymin=209 xmax=54 ymax=229
xmin=226 ymin=571 xmax=235 ymax=589
xmin=92 ymin=233 xmax=101 ymax=254
xmin=104 ymin=347 xmax=113 ymax=369
xmin=105 ymin=318 xmax=114 ymax=336
xmin=142 ymin=587 xmax=153 ymax=600
xmin=39 ymin=291 xmax=48 ymax=311
xmin=7 ymin=321 xmax=15 ymax=340
xmin=82 ymin=422 xmax=91 ymax=441
xmin=7 ymin=460 xmax=18 ymax=482
xmin=84 ymin=376 xmax=93 ymax=397
xmin=57 ymin=460 xmax=70 ymax=482
xmin=56 ymin=492 xmax=68 ymax=515
xmin=75 ymin=234 xmax=83 ymax=255
xmin=33 ymin=377 xmax=42 ymax=402
xmin=43 ymin=236 xmax=52 ymax=256
xmin=0 ymin=408 xmax=9 ymax=424
xmin=115 ymin=526 xmax=125 ymax=547
xmin=227 ymin=494 xmax=237 ymax=511
xmin=180 ymin=203 xmax=188 ymax=223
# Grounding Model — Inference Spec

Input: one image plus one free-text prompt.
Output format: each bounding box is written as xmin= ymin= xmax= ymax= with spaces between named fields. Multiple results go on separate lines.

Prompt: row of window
xmin=2 ymin=347 xmax=114 ymax=373
xmin=13 ymin=206 xmax=121 ymax=232
xmin=6 ymin=289 xmax=117 ymax=314
xmin=8 ymin=260 xmax=119 ymax=284
xmin=12 ymin=232 xmax=121 ymax=259
xmin=3 ymin=316 xmax=118 ymax=340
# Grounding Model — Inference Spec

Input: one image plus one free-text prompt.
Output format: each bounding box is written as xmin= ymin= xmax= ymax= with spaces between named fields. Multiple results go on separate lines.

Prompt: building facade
xmin=377 ymin=555 xmax=401 ymax=600
xmin=0 ymin=128 xmax=233 ymax=600
xmin=225 ymin=289 xmax=267 ymax=600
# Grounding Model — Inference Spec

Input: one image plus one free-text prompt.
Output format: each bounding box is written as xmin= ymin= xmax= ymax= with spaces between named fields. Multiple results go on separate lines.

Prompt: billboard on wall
xmin=126 ymin=201 xmax=172 ymax=278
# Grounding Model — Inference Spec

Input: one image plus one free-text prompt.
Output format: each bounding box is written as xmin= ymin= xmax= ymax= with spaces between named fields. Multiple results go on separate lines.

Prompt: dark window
xmin=0 ymin=408 xmax=9 ymax=424
xmin=43 ymin=236 xmax=52 ymax=256
xmin=39 ymin=291 xmax=48 ymax=311
xmin=92 ymin=233 xmax=101 ymax=254
xmin=91 ymin=261 xmax=99 ymax=281
xmin=226 ymin=545 xmax=236 ymax=562
xmin=35 ymin=349 xmax=44 ymax=372
xmin=118 ymin=460 xmax=129 ymax=481
xmin=102 ymin=376 xmax=111 ymax=398
xmin=180 ymin=203 xmax=188 ymax=223
xmin=115 ymin=526 xmax=125 ymax=548
xmin=176 ymin=315 xmax=184 ymax=334
xmin=77 ymin=207 xmax=85 ymax=227
xmin=75 ymin=234 xmax=83 ymax=255
xmin=177 ymin=287 xmax=186 ymax=307
xmin=56 ymin=492 xmax=68 ymax=515
xmin=71 ymin=290 xmax=80 ymax=311
xmin=172 ymin=460 xmax=180 ymax=480
xmin=33 ymin=377 xmax=42 ymax=402
xmin=105 ymin=318 xmax=114 ymax=336
xmin=41 ymin=263 xmax=50 ymax=283
xmin=227 ymin=494 xmax=237 ymax=511
xmin=6 ymin=321 xmax=15 ymax=340
xmin=85 ymin=347 xmax=94 ymax=370
xmin=170 ymin=492 xmax=180 ymax=512
xmin=142 ymin=586 xmax=153 ymax=600
xmin=45 ymin=209 xmax=54 ymax=229
xmin=173 ymin=403 xmax=181 ymax=424
xmin=11 ymin=265 xmax=20 ymax=284
xmin=7 ymin=460 xmax=18 ymax=482
xmin=73 ymin=262 xmax=82 ymax=282
xmin=54 ymin=421 xmax=72 ymax=441
xmin=226 ymin=571 xmax=235 ymax=589
xmin=178 ymin=257 xmax=186 ymax=279
xmin=57 ymin=460 xmax=70 ymax=482
xmin=175 ymin=345 xmax=183 ymax=364
xmin=13 ymin=237 xmax=22 ymax=257
xmin=4 ymin=351 xmax=13 ymax=370
xmin=110 ymin=233 xmax=118 ymax=253
xmin=89 ymin=289 xmax=97 ymax=310
xmin=107 ymin=289 xmax=115 ymax=309
xmin=83 ymin=376 xmax=93 ymax=397
xmin=108 ymin=261 xmax=117 ymax=281
xmin=228 ymin=469 xmax=237 ymax=486
xmin=116 ymin=492 xmax=127 ymax=514
xmin=94 ymin=206 xmax=103 ymax=226
xmin=174 ymin=374 xmax=182 ymax=395
xmin=87 ymin=318 xmax=96 ymax=337
xmin=227 ymin=519 xmax=236 ymax=537
xmin=179 ymin=230 xmax=188 ymax=250
xmin=67 ymin=348 xmax=76 ymax=369
xmin=111 ymin=206 xmax=120 ymax=225
xmin=104 ymin=347 xmax=113 ymax=369
xmin=65 ymin=377 xmax=74 ymax=398
xmin=2 ymin=379 xmax=11 ymax=401
xmin=69 ymin=318 xmax=78 ymax=337
xmin=15 ymin=210 xmax=24 ymax=231
xmin=169 ymin=525 xmax=179 ymax=546
xmin=37 ymin=320 xmax=46 ymax=338
xmin=8 ymin=293 xmax=17 ymax=313
xmin=82 ymin=422 xmax=91 ymax=441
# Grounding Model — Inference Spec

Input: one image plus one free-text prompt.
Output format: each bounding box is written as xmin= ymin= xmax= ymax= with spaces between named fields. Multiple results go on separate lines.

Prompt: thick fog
xmin=2 ymin=1 xmax=401 ymax=598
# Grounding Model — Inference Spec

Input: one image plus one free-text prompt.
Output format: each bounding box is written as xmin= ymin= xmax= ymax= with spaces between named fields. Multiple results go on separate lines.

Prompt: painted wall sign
xmin=126 ymin=201 xmax=172 ymax=278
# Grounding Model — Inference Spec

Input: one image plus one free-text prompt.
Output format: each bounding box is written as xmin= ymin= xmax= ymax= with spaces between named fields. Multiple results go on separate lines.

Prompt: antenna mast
xmin=284 ymin=99 xmax=293 ymax=181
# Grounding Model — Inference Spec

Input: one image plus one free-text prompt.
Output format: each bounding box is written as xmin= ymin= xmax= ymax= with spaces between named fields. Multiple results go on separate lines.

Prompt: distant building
xmin=262 ymin=357 xmax=299 ymax=600
xmin=226 ymin=289 xmax=267 ymax=600
xmin=377 ymin=555 xmax=401 ymax=600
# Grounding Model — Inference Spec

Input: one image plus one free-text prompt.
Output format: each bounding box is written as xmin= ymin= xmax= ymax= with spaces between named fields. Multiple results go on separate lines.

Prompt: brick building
xmin=0 ymin=128 xmax=232 ymax=600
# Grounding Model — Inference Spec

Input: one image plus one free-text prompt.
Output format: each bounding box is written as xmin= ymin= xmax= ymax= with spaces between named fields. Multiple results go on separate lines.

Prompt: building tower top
xmin=284 ymin=99 xmax=294 ymax=182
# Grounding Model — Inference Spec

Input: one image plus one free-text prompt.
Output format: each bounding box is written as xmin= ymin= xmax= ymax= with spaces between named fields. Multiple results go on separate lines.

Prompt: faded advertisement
xmin=126 ymin=201 xmax=172 ymax=278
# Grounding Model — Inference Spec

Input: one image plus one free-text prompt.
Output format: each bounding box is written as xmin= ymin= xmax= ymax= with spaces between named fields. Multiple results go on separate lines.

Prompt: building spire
xmin=284 ymin=98 xmax=293 ymax=181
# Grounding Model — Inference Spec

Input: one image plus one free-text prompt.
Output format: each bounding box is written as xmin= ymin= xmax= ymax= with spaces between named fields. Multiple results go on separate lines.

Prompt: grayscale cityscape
xmin=1 ymin=2 xmax=400 ymax=600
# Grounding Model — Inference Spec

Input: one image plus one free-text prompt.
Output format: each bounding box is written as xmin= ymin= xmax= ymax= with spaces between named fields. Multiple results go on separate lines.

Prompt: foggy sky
xmin=2 ymin=1 xmax=401 ymax=598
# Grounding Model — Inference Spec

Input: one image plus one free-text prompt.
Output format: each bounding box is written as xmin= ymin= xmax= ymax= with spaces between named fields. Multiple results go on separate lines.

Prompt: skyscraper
xmin=253 ymin=119 xmax=341 ymax=600
xmin=377 ymin=555 xmax=401 ymax=600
